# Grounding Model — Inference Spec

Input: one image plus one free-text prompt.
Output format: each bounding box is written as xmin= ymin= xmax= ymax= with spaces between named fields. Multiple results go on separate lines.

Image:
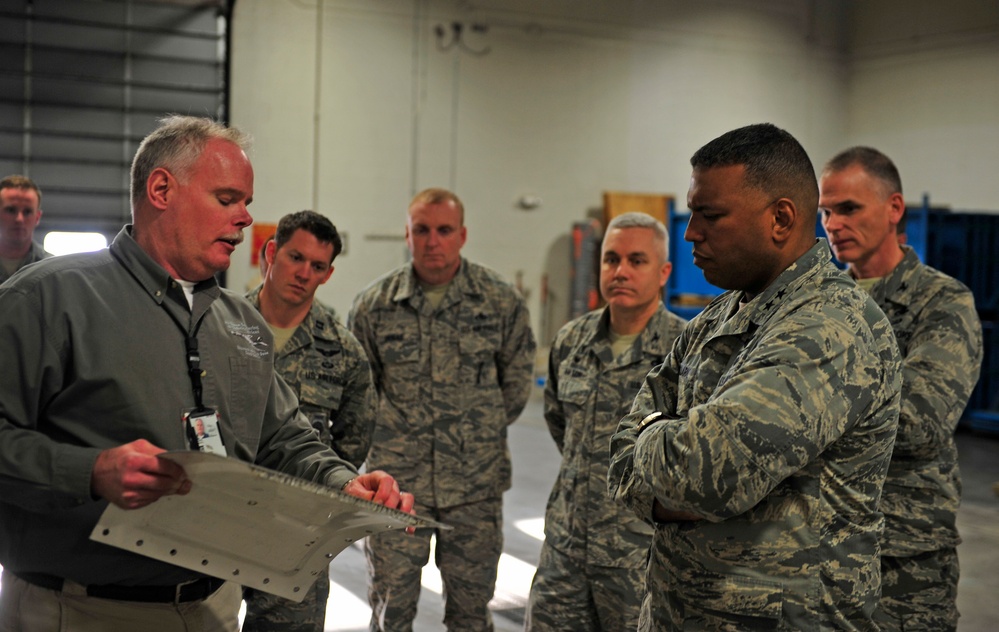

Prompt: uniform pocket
xmin=681 ymin=574 xmax=785 ymax=631
xmin=458 ymin=330 xmax=500 ymax=387
xmin=378 ymin=332 xmax=420 ymax=364
xmin=298 ymin=390 xmax=336 ymax=442
xmin=376 ymin=333 xmax=420 ymax=400
xmin=556 ymin=374 xmax=591 ymax=406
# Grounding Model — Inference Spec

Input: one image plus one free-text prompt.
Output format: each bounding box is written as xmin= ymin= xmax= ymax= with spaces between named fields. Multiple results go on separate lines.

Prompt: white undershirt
xmin=175 ymin=279 xmax=196 ymax=310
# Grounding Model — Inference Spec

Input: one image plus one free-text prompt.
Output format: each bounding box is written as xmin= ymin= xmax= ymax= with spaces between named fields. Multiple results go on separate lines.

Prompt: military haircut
xmin=274 ymin=210 xmax=343 ymax=262
xmin=0 ymin=174 xmax=41 ymax=203
xmin=824 ymin=146 xmax=903 ymax=198
xmin=604 ymin=211 xmax=670 ymax=262
xmin=409 ymin=187 xmax=465 ymax=224
xmin=690 ymin=122 xmax=819 ymax=223
xmin=130 ymin=115 xmax=251 ymax=208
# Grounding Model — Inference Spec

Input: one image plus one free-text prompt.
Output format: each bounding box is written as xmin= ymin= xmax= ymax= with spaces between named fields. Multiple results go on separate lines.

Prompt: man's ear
xmin=887 ymin=192 xmax=905 ymax=226
xmin=772 ymin=198 xmax=797 ymax=244
xmin=264 ymin=239 xmax=277 ymax=267
xmin=658 ymin=261 xmax=672 ymax=289
xmin=146 ymin=168 xmax=172 ymax=211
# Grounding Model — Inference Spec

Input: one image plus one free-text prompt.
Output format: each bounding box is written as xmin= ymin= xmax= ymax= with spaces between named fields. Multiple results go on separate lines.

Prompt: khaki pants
xmin=0 ymin=571 xmax=241 ymax=632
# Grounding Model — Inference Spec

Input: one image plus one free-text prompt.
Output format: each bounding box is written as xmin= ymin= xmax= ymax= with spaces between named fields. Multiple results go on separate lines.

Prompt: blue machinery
xmin=662 ymin=196 xmax=999 ymax=433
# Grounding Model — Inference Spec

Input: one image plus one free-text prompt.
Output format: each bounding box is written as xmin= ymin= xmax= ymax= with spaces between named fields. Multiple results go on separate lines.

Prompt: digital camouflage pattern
xmin=246 ymin=286 xmax=375 ymax=468
xmin=875 ymin=547 xmax=959 ymax=631
xmin=527 ymin=304 xmax=685 ymax=631
xmin=348 ymin=258 xmax=536 ymax=507
xmin=0 ymin=240 xmax=51 ymax=284
xmin=348 ymin=258 xmax=535 ymax=632
xmin=364 ymin=497 xmax=503 ymax=632
xmin=863 ymin=246 xmax=982 ymax=631
xmin=527 ymin=543 xmax=646 ymax=632
xmin=608 ymin=240 xmax=902 ymax=631
xmin=243 ymin=286 xmax=376 ymax=632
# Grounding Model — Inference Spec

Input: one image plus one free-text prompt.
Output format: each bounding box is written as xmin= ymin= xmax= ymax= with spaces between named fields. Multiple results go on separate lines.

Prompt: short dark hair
xmin=690 ymin=123 xmax=818 ymax=220
xmin=823 ymin=146 xmax=902 ymax=198
xmin=0 ymin=174 xmax=41 ymax=203
xmin=274 ymin=210 xmax=343 ymax=263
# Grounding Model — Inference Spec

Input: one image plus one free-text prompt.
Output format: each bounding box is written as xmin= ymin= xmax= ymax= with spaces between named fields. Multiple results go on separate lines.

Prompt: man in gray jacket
xmin=0 ymin=116 xmax=412 ymax=632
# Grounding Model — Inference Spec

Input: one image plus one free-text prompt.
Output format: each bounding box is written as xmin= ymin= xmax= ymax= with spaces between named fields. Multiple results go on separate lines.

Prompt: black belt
xmin=12 ymin=571 xmax=226 ymax=603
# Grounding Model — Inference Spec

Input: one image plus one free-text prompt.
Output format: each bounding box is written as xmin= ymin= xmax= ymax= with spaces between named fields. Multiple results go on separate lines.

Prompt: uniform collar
xmin=864 ymin=245 xmax=920 ymax=308
xmin=392 ymin=257 xmax=477 ymax=304
xmin=590 ymin=303 xmax=678 ymax=358
xmin=709 ymin=238 xmax=832 ymax=335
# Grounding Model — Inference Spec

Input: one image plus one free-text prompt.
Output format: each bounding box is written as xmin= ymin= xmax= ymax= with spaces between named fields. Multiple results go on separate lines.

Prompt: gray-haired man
xmin=820 ymin=146 xmax=983 ymax=631
xmin=527 ymin=212 xmax=686 ymax=631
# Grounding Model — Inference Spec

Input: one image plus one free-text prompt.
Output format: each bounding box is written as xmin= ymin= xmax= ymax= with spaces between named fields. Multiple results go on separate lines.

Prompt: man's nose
xmin=233 ymin=203 xmax=252 ymax=228
xmin=684 ymin=215 xmax=701 ymax=242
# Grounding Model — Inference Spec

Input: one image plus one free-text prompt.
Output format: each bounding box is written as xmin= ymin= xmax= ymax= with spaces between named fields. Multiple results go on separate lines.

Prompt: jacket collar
xmin=392 ymin=258 xmax=478 ymax=305
xmin=706 ymin=238 xmax=833 ymax=336
xmin=864 ymin=245 xmax=920 ymax=308
xmin=109 ymin=225 xmax=220 ymax=308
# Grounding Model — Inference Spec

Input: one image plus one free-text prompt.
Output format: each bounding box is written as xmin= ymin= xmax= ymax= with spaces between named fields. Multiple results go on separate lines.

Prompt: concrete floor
xmin=324 ymin=397 xmax=999 ymax=631
xmin=3 ymin=397 xmax=993 ymax=629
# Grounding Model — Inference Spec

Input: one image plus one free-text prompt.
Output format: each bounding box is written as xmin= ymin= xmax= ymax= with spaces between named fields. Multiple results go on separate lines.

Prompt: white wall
xmin=229 ymin=0 xmax=850 ymax=337
xmin=845 ymin=0 xmax=999 ymax=211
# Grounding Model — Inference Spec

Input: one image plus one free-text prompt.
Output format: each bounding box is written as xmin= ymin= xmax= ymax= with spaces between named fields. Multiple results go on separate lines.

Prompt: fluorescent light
xmin=43 ymin=232 xmax=108 ymax=256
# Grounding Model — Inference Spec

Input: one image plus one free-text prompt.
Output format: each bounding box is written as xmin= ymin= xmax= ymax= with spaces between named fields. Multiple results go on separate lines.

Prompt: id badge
xmin=184 ymin=408 xmax=228 ymax=456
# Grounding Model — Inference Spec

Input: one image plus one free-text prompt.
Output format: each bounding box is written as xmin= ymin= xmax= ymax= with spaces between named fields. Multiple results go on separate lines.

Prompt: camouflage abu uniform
xmin=348 ymin=258 xmax=536 ymax=632
xmin=608 ymin=240 xmax=902 ymax=631
xmin=0 ymin=240 xmax=51 ymax=283
xmin=243 ymin=285 xmax=376 ymax=632
xmin=526 ymin=304 xmax=685 ymax=631
xmin=865 ymin=246 xmax=983 ymax=631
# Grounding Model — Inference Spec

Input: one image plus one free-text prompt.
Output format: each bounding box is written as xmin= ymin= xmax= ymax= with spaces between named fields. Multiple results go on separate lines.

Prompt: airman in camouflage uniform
xmin=608 ymin=124 xmax=902 ymax=630
xmin=1 ymin=174 xmax=52 ymax=283
xmin=349 ymin=188 xmax=536 ymax=632
xmin=243 ymin=210 xmax=376 ymax=632
xmin=526 ymin=213 xmax=686 ymax=631
xmin=820 ymin=147 xmax=984 ymax=631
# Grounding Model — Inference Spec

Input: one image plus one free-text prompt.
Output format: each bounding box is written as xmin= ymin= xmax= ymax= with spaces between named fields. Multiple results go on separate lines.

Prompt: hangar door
xmin=0 ymin=0 xmax=229 ymax=239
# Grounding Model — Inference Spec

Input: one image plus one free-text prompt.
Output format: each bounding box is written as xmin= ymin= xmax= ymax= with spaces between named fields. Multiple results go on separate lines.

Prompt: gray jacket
xmin=0 ymin=227 xmax=357 ymax=586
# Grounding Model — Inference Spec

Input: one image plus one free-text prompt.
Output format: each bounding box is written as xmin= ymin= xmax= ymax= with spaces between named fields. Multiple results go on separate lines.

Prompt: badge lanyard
xmin=185 ymin=331 xmax=209 ymax=413
xmin=182 ymin=316 xmax=227 ymax=455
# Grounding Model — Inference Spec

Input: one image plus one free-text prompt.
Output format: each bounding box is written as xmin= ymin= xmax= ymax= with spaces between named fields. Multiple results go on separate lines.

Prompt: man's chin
xmin=830 ymin=248 xmax=856 ymax=264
